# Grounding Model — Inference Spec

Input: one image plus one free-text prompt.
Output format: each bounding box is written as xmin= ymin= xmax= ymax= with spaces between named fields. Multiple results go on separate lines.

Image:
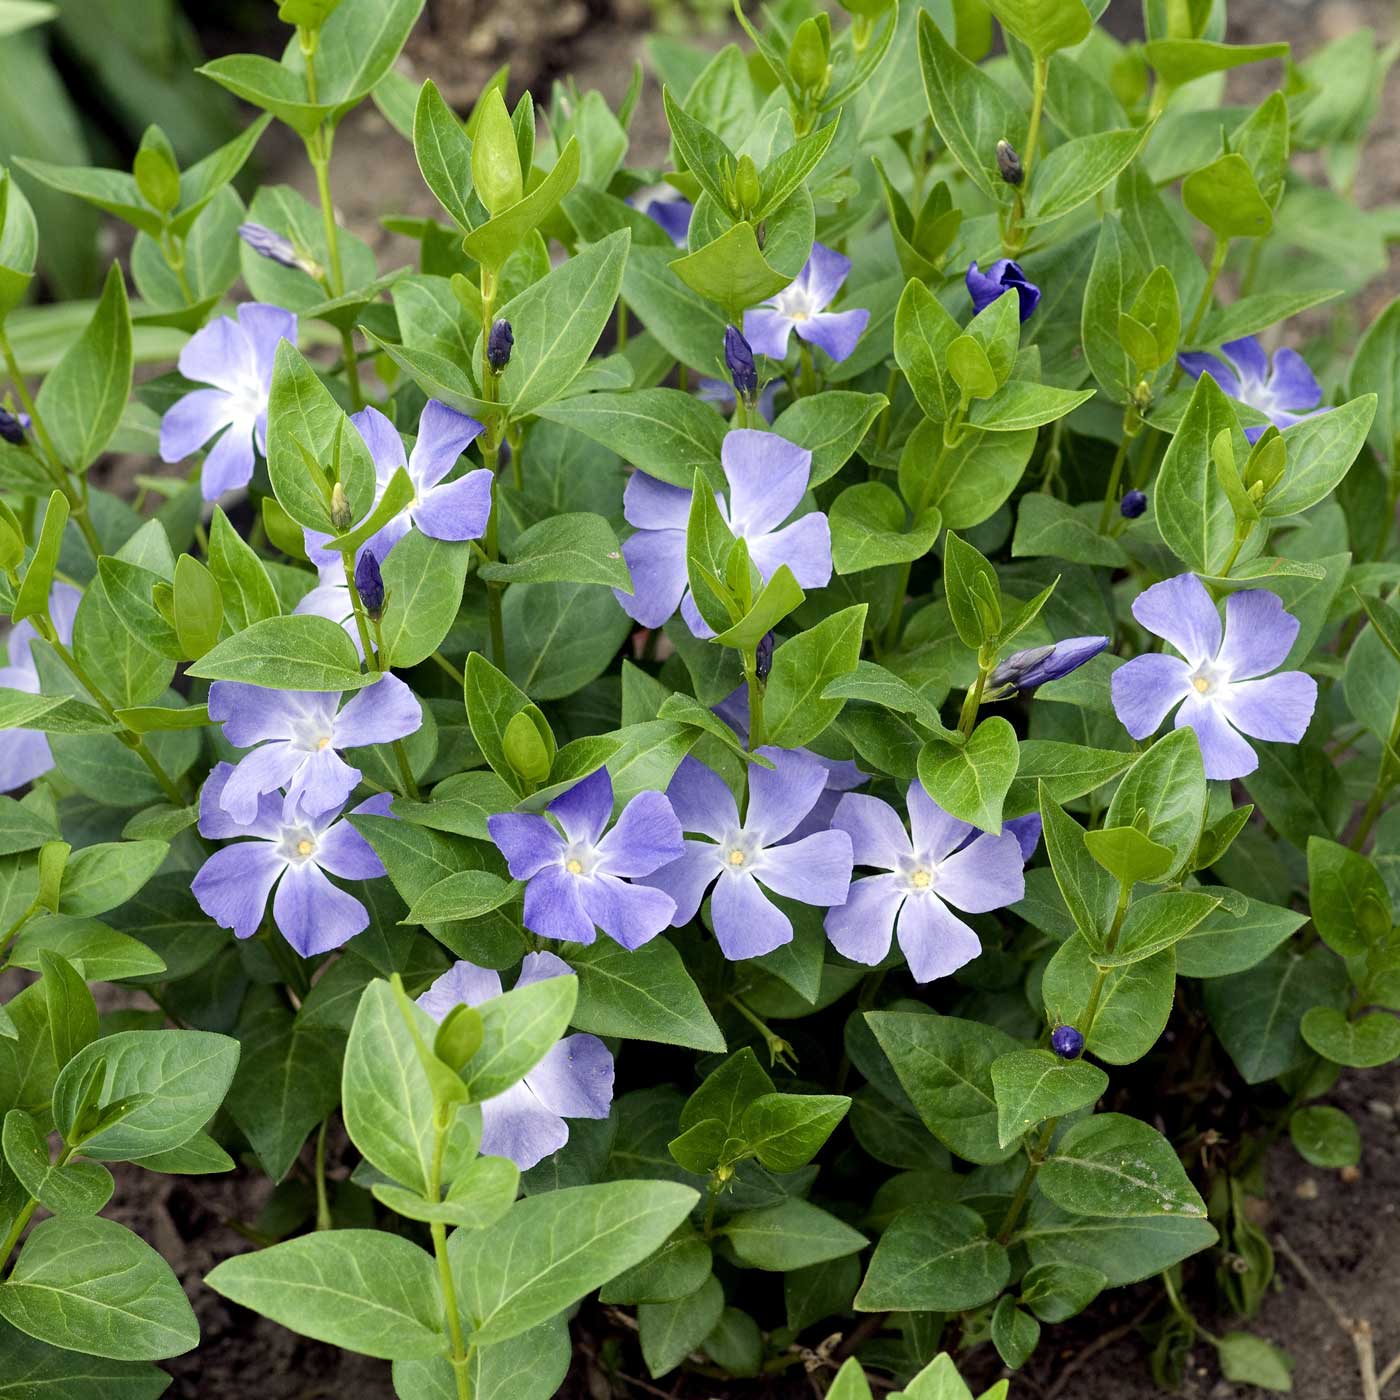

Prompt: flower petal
xmin=210 ymin=683 xmax=332 ymax=748
xmin=757 ymin=828 xmax=852 ymax=907
xmin=1177 ymin=351 xmax=1241 ymax=400
xmin=1111 ymin=653 xmax=1193 ymax=740
xmin=350 ymin=403 xmax=408 ymax=485
xmin=1174 ymin=693 xmax=1258 ymax=780
xmin=514 ymin=951 xmax=574 ymax=988
xmin=666 ymin=756 xmax=740 ymax=840
xmin=616 ymin=528 xmax=689 ymax=628
xmin=236 ymin=303 xmax=297 ymax=385
xmin=522 ymin=863 xmax=597 ymax=944
xmin=312 ymin=814 xmax=387 ymax=881
xmin=578 ymin=871 xmax=676 ymax=949
xmin=795 ymin=308 xmax=869 ymax=364
xmin=1218 ymin=671 xmax=1317 ymax=744
xmin=642 ymin=840 xmax=723 ymax=924
xmin=1216 ymin=588 xmax=1300 ymax=681
xmin=935 ymin=831 xmax=1025 ymax=913
xmin=742 ymin=307 xmax=795 ymax=359
xmin=200 ymin=423 xmax=257 ymax=500
xmin=550 ymin=767 xmax=614 ymax=847
xmin=832 ymin=792 xmax=911 ymax=871
xmin=160 ymin=388 xmax=238 ymax=464
xmin=1131 ymin=573 xmax=1222 ymax=665
xmin=746 ymin=746 xmax=828 ymax=844
xmin=722 ymin=429 xmax=813 ymax=537
xmin=488 ymin=812 xmax=565 ymax=879
xmin=192 ymin=840 xmax=284 ymax=939
xmin=800 ymin=243 xmax=852 ymax=310
xmin=680 ymin=590 xmax=713 ymax=639
xmin=409 ymin=399 xmax=485 ymax=490
xmin=746 ymin=512 xmax=832 ymax=590
xmin=272 ymin=859 xmax=369 ymax=955
xmin=623 ymin=472 xmax=693 ymax=531
xmin=824 ymin=873 xmax=904 ymax=965
xmin=334 ymin=674 xmax=423 ymax=749
xmin=1004 ymin=813 xmax=1042 ymax=863
xmin=479 ymin=1081 xmax=568 ymax=1169
xmin=895 ymin=894 xmax=983 ymax=983
xmin=221 ymin=741 xmax=311 ymax=825
xmin=1221 ymin=337 xmax=1270 ymax=389
xmin=414 ymin=469 xmax=493 ymax=541
xmin=1267 ymin=347 xmax=1322 ymax=410
xmin=525 ymin=1033 xmax=614 ymax=1119
xmin=711 ymin=870 xmax=791 ymax=959
xmin=417 ymin=960 xmax=503 ymax=1020
xmin=199 ymin=761 xmax=284 ymax=839
xmin=0 ymin=729 xmax=53 ymax=793
xmin=595 ymin=790 xmax=682 ymax=877
xmin=907 ymin=782 xmax=973 ymax=862
xmin=178 ymin=316 xmax=255 ymax=392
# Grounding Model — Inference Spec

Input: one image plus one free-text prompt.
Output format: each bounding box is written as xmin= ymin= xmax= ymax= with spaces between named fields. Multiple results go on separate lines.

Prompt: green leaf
xmin=1143 ymin=38 xmax=1288 ymax=87
xmin=205 ymin=1230 xmax=443 ymax=1360
xmin=402 ymin=870 xmax=520 ymax=925
xmin=187 ymin=615 xmax=371 ymax=691
xmin=1040 ymin=1113 xmax=1206 ymax=1218
xmin=771 ymin=390 xmax=889 ymax=487
xmin=1264 ymin=395 xmax=1375 ymax=518
xmin=740 ymin=1093 xmax=851 ymax=1172
xmin=599 ymin=1229 xmax=713 ymax=1305
xmin=991 ymin=1295 xmax=1040 ymax=1370
xmin=1215 ymin=1333 xmax=1295 ymax=1392
xmin=1173 ymin=897 xmax=1305 ymax=980
xmin=1082 ymin=825 xmax=1175 ymax=885
xmin=1005 ymin=742 xmax=1132 ymax=818
xmin=916 ymin=716 xmax=1019 ymax=834
xmin=1019 ymin=1261 xmax=1107 ymax=1323
xmin=8 ymin=915 xmax=165 ymax=982
xmin=462 ymin=139 xmax=581 ymax=271
xmin=986 ymin=0 xmax=1090 ymax=56
xmin=1026 ymin=130 xmax=1145 ymax=225
xmin=465 ymin=651 xmax=552 ymax=797
xmin=1182 ymin=153 xmax=1272 ymax=240
xmin=830 ymin=482 xmax=941 ymax=574
xmin=1012 ymin=494 xmax=1128 ymax=568
xmin=940 ymin=529 xmax=1001 ymax=647
xmin=865 ymin=1011 xmax=1021 ymax=1164
xmin=855 ymin=1201 xmax=1008 ymax=1311
xmin=764 ymin=604 xmax=867 ymax=747
xmin=413 ymin=77 xmax=473 ymax=230
xmin=1105 ymin=727 xmax=1207 ymax=879
xmin=12 ymin=491 xmax=68 ymax=625
xmin=721 ymin=1198 xmax=867 ymax=1271
xmin=670 ymin=219 xmax=794 ymax=317
xmin=463 ymin=973 xmax=578 ymax=1101
xmin=0 ymin=1216 xmax=197 ymax=1360
xmin=57 ymin=840 xmax=168 ymax=918
xmin=0 ymin=1316 xmax=170 ymax=1397
xmin=1093 ymin=891 xmax=1220 ymax=968
xmin=1043 ymin=938 xmax=1176 ymax=1065
xmin=380 ymin=532 xmax=471 ymax=670
xmin=990 ymin=1049 xmax=1108 ymax=1149
xmin=450 ymin=1180 xmax=700 ymax=1344
xmin=639 ymin=1274 xmax=724 ymax=1378
xmin=1020 ymin=1199 xmax=1218 ymax=1285
xmin=375 ymin=1155 xmax=520 ymax=1230
xmin=569 ymin=938 xmax=726 ymax=1052
xmin=503 ymin=579 xmax=632 ymax=702
xmin=1289 ymin=1105 xmax=1360 ymax=1169
xmin=1306 ymin=837 xmax=1391 ymax=957
xmin=1300 ymin=1007 xmax=1400 ymax=1069
xmin=2 ymin=1109 xmax=112 ymax=1214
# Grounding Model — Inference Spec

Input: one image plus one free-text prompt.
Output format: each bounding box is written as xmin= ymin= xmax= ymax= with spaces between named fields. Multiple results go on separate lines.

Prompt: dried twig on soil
xmin=1275 ymin=1234 xmax=1382 ymax=1400
xmin=1041 ymin=1299 xmax=1158 ymax=1400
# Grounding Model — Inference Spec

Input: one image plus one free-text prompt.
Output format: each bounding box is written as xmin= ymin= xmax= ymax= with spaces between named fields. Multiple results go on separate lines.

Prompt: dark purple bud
xmin=990 ymin=636 xmax=1110 ymax=691
xmin=0 ymin=407 xmax=25 ymax=446
xmin=966 ymin=258 xmax=1041 ymax=322
xmin=1120 ymin=489 xmax=1148 ymax=519
xmin=487 ymin=319 xmax=513 ymax=373
xmin=755 ymin=630 xmax=774 ymax=681
xmin=1051 ymin=1025 xmax=1085 ymax=1060
xmin=355 ymin=549 xmax=385 ymax=620
xmin=238 ymin=222 xmax=299 ymax=269
xmin=996 ymin=139 xmax=1023 ymax=185
xmin=725 ymin=325 xmax=758 ymax=399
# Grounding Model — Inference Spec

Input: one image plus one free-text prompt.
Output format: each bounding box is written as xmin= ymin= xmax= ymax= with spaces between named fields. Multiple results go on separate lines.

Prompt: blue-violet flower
xmin=0 ymin=582 xmax=82 ymax=793
xmin=744 ymin=243 xmax=870 ymax=364
xmin=966 ymin=259 xmax=1040 ymax=322
xmin=1178 ymin=336 xmax=1325 ymax=442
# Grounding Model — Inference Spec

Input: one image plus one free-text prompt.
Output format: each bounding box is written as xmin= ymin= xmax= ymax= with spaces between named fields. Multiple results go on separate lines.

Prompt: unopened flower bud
xmin=1120 ymin=489 xmax=1148 ymax=519
xmin=990 ymin=636 xmax=1109 ymax=692
xmin=755 ymin=630 xmax=774 ymax=682
xmin=355 ymin=549 xmax=385 ymax=620
xmin=1132 ymin=379 xmax=1153 ymax=413
xmin=330 ymin=481 xmax=353 ymax=531
xmin=488 ymin=318 xmax=514 ymax=373
xmin=0 ymin=406 xmax=25 ymax=445
xmin=1051 ymin=1025 xmax=1085 ymax=1060
xmin=238 ymin=222 xmax=299 ymax=270
xmin=996 ymin=139 xmax=1023 ymax=186
xmin=724 ymin=325 xmax=757 ymax=399
xmin=735 ymin=155 xmax=761 ymax=213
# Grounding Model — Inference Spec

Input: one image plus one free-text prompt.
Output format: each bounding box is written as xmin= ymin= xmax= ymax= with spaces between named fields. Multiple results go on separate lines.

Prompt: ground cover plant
xmin=1 ymin=0 xmax=1398 ymax=1394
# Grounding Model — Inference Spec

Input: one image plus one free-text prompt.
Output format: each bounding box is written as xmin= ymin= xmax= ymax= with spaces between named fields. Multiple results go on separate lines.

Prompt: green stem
xmin=483 ymin=471 xmax=505 ymax=669
xmin=1098 ymin=434 xmax=1132 ymax=534
xmin=339 ymin=327 xmax=365 ymax=412
xmin=0 ymin=1197 xmax=37 ymax=1277
xmin=430 ymin=650 xmax=465 ymax=686
xmin=1173 ymin=238 xmax=1230 ymax=387
xmin=957 ymin=666 xmax=988 ymax=737
xmin=314 ymin=1116 xmax=332 ymax=1231
xmin=743 ymin=649 xmax=766 ymax=752
xmin=1023 ymin=56 xmax=1049 ymax=182
xmin=702 ymin=1174 xmax=724 ymax=1237
xmin=996 ymin=1119 xmax=1054 ymax=1244
xmin=428 ymin=1113 xmax=472 ymax=1400
xmin=727 ymin=994 xmax=795 ymax=1069
xmin=1351 ymin=701 xmax=1400 ymax=850
xmin=0 ymin=898 xmax=39 ymax=966
xmin=161 ymin=232 xmax=196 ymax=306
xmin=1080 ymin=881 xmax=1133 ymax=1037
xmin=797 ymin=340 xmax=817 ymax=397
xmin=884 ymin=431 xmax=956 ymax=652
xmin=340 ymin=550 xmax=379 ymax=670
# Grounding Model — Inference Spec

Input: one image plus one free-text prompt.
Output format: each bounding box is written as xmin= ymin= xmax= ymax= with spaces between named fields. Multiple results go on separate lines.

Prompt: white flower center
xmin=1190 ymin=660 xmax=1230 ymax=699
xmin=719 ymin=830 xmax=762 ymax=875
xmin=280 ymin=827 xmax=318 ymax=863
xmin=562 ymin=841 xmax=597 ymax=877
xmin=898 ymin=852 xmax=938 ymax=896
xmin=775 ymin=288 xmax=816 ymax=322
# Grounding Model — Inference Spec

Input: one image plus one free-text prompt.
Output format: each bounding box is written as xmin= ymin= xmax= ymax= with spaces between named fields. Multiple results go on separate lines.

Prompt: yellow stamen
xmin=316 ymin=736 xmax=332 ymax=750
xmin=911 ymin=869 xmax=931 ymax=889
xmin=1193 ymin=676 xmax=1210 ymax=693
xmin=296 ymin=839 xmax=314 ymax=857
xmin=566 ymin=858 xmax=584 ymax=875
xmin=728 ymin=849 xmax=746 ymax=865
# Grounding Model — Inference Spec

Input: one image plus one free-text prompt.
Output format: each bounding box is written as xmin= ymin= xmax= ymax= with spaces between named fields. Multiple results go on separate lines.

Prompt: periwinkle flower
xmin=824 ymin=782 xmax=1025 ymax=982
xmin=354 ymin=549 xmax=384 ymax=619
xmin=0 ymin=406 xmax=25 ymax=445
xmin=487 ymin=766 xmax=683 ymax=949
xmin=644 ymin=197 xmax=693 ymax=247
xmin=0 ymin=582 xmax=81 ymax=793
xmin=643 ymin=750 xmax=854 ymax=961
xmin=207 ymin=676 xmax=421 ymax=824
xmin=1051 ymin=1025 xmax=1085 ymax=1060
xmin=1110 ymin=573 xmax=1317 ymax=781
xmin=724 ymin=325 xmax=758 ymax=399
xmin=304 ymin=401 xmax=491 ymax=569
xmin=238 ymin=222 xmax=299 ymax=269
xmin=744 ymin=244 xmax=870 ymax=364
xmin=192 ymin=763 xmax=392 ymax=955
xmin=614 ymin=429 xmax=832 ymax=639
xmin=487 ymin=319 xmax=514 ymax=373
xmin=159 ymin=302 xmax=298 ymax=500
xmin=417 ymin=952 xmax=613 ymax=1170
xmin=1120 ymin=489 xmax=1148 ymax=519
xmin=1178 ymin=336 xmax=1325 ymax=442
xmin=966 ymin=259 xmax=1040 ymax=322
xmin=990 ymin=636 xmax=1110 ymax=692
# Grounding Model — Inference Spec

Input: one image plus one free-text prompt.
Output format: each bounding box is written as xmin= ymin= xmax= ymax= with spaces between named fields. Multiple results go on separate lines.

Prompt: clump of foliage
xmin=0 ymin=0 xmax=1397 ymax=1396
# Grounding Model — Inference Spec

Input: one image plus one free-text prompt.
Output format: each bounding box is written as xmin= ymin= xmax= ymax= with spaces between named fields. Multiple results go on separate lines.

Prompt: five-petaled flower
xmin=824 ymin=781 xmax=1025 ymax=982
xmin=1110 ymin=573 xmax=1317 ymax=780
xmin=207 ymin=676 xmax=422 ymax=825
xmin=744 ymin=244 xmax=870 ymax=364
xmin=488 ymin=766 xmax=683 ymax=949
xmin=159 ymin=303 xmax=297 ymax=500
xmin=417 ymin=952 xmax=613 ymax=1170
xmin=0 ymin=582 xmax=81 ymax=793
xmin=307 ymin=401 xmax=490 ymax=570
xmin=642 ymin=750 xmax=853 ymax=961
xmin=966 ymin=259 xmax=1041 ymax=322
xmin=1178 ymin=336 xmax=1326 ymax=442
xmin=192 ymin=763 xmax=391 ymax=955
xmin=614 ymin=429 xmax=832 ymax=638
